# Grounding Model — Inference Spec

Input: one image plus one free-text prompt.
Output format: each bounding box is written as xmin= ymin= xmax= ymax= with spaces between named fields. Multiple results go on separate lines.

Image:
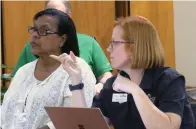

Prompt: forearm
xmin=72 ymin=90 xmax=88 ymax=107
xmin=95 ymin=72 xmax=112 ymax=95
xmin=98 ymin=72 xmax=112 ymax=84
xmin=131 ymin=88 xmax=173 ymax=129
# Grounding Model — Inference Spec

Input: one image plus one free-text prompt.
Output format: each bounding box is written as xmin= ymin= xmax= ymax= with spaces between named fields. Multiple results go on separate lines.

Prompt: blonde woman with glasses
xmin=51 ymin=16 xmax=195 ymax=129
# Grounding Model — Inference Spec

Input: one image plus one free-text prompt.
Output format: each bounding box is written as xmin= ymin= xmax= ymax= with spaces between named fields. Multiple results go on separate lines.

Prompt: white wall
xmin=174 ymin=1 xmax=196 ymax=87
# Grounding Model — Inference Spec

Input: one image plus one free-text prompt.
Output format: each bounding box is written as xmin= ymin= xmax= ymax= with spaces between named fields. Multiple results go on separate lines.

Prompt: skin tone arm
xmin=71 ymin=90 xmax=87 ymax=107
xmin=98 ymin=72 xmax=113 ymax=84
xmin=113 ymin=74 xmax=182 ymax=129
xmin=131 ymin=87 xmax=181 ymax=129
xmin=95 ymin=72 xmax=113 ymax=94
xmin=50 ymin=52 xmax=89 ymax=108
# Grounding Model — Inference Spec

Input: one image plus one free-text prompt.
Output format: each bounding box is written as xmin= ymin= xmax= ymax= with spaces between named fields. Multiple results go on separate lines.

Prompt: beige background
xmin=174 ymin=1 xmax=196 ymax=87
xmin=0 ymin=1 xmax=2 ymax=86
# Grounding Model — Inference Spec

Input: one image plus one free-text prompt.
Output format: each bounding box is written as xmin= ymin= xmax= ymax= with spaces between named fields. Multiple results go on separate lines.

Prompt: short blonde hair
xmin=115 ymin=16 xmax=165 ymax=69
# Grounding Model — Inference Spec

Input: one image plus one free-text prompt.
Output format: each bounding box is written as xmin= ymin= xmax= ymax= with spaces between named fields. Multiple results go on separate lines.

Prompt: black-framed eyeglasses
xmin=28 ymin=26 xmax=59 ymax=36
xmin=109 ymin=40 xmax=132 ymax=50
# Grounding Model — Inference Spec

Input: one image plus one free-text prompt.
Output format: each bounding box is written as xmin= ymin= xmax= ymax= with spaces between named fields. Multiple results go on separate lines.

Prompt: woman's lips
xmin=30 ymin=42 xmax=39 ymax=48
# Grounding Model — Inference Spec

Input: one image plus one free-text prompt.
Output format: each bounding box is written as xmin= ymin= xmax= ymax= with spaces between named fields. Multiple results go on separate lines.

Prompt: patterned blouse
xmin=1 ymin=58 xmax=96 ymax=129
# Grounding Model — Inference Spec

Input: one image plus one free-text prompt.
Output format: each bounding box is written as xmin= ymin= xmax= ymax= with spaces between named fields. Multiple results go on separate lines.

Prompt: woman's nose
xmin=30 ymin=31 xmax=39 ymax=40
xmin=107 ymin=44 xmax=112 ymax=53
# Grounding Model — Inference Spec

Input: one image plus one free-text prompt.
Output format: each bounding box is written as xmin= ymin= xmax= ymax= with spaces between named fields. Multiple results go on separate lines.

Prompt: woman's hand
xmin=50 ymin=51 xmax=82 ymax=85
xmin=113 ymin=73 xmax=138 ymax=94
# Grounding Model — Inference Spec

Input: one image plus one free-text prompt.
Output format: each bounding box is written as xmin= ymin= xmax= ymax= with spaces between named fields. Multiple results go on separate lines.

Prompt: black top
xmin=93 ymin=67 xmax=195 ymax=129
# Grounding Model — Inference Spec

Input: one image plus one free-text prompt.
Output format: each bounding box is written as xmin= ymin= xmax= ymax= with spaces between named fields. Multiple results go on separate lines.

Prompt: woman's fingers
xmin=50 ymin=53 xmax=68 ymax=62
xmin=49 ymin=55 xmax=62 ymax=62
xmin=70 ymin=51 xmax=77 ymax=63
xmin=59 ymin=53 xmax=68 ymax=58
xmin=50 ymin=52 xmax=78 ymax=70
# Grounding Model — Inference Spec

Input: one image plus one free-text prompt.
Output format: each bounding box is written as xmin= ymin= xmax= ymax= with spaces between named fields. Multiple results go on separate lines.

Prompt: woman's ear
xmin=59 ymin=34 xmax=67 ymax=47
xmin=127 ymin=43 xmax=135 ymax=59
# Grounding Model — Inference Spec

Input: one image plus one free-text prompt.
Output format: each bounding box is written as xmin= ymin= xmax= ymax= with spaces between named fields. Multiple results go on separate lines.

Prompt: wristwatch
xmin=69 ymin=83 xmax=84 ymax=91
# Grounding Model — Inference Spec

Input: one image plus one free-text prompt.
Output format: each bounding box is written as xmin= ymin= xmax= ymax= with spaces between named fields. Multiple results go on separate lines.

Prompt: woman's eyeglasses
xmin=109 ymin=40 xmax=132 ymax=50
xmin=28 ymin=26 xmax=59 ymax=36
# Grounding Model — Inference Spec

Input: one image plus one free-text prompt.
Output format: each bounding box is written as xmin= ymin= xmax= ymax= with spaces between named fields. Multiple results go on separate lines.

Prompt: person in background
xmin=51 ymin=16 xmax=195 ymax=129
xmin=12 ymin=0 xmax=113 ymax=94
xmin=1 ymin=9 xmax=96 ymax=129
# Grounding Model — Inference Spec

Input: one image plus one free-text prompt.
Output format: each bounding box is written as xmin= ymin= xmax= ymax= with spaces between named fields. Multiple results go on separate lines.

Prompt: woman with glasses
xmin=1 ymin=9 xmax=96 ymax=129
xmin=51 ymin=16 xmax=195 ymax=129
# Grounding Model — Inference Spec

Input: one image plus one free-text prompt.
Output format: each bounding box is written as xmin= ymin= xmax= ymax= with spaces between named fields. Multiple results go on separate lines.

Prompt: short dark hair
xmin=33 ymin=8 xmax=79 ymax=56
xmin=45 ymin=0 xmax=71 ymax=14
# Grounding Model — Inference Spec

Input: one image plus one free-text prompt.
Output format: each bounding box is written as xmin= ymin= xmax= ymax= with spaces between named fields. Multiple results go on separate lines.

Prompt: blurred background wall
xmin=1 ymin=1 xmax=194 ymax=87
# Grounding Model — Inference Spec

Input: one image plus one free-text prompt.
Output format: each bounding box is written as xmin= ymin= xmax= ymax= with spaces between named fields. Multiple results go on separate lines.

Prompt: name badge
xmin=112 ymin=93 xmax=127 ymax=103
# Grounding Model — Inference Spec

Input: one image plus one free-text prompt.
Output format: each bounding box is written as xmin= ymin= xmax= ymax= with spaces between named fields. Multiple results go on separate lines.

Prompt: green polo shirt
xmin=12 ymin=33 xmax=112 ymax=79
